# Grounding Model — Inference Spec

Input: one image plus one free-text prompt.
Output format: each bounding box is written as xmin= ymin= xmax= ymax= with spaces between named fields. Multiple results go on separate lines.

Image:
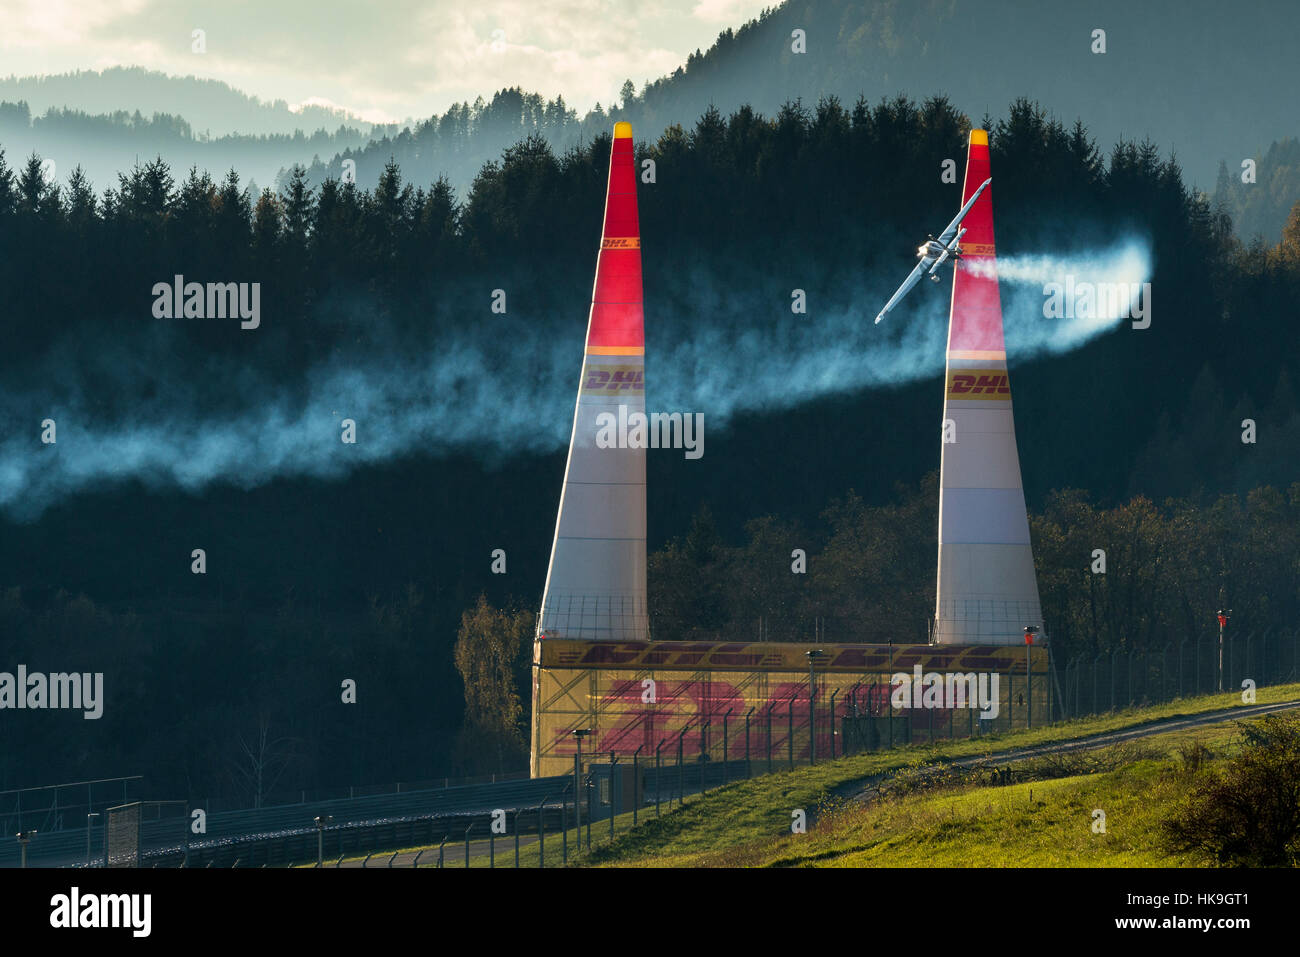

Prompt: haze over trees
xmin=5 ymin=1 xmax=1298 ymax=231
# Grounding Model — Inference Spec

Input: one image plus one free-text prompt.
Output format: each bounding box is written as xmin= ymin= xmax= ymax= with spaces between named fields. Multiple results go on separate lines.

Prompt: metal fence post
xmin=514 ymin=813 xmax=520 ymax=868
xmin=1061 ymin=658 xmax=1070 ymax=720
xmin=676 ymin=735 xmax=684 ymax=807
xmin=538 ymin=795 xmax=549 ymax=867
xmin=1110 ymin=649 xmax=1118 ymax=711
xmin=562 ymin=782 xmax=570 ymax=865
xmin=698 ymin=726 xmax=708 ymax=795
xmin=1045 ymin=647 xmax=1053 ymax=725
xmin=1026 ymin=642 xmax=1033 ymax=730
xmin=609 ymin=756 xmax=618 ymax=844
xmin=888 ymin=640 xmax=896 ymax=748
xmin=1077 ymin=656 xmax=1085 ymax=717
xmin=722 ymin=710 xmax=731 ymax=786
xmin=766 ymin=705 xmax=774 ymax=773
xmin=787 ymin=700 xmax=794 ymax=769
xmin=465 ymin=822 xmax=473 ymax=868
xmin=829 ymin=690 xmax=839 ymax=758
xmin=1128 ymin=649 xmax=1135 ymax=707
xmin=655 ymin=739 xmax=664 ymax=816
xmin=632 ymin=747 xmax=642 ymax=828
xmin=808 ymin=681 xmax=816 ymax=766
xmin=573 ymin=752 xmax=581 ymax=843
xmin=1162 ymin=644 xmax=1170 ymax=702
xmin=1246 ymin=632 xmax=1254 ymax=689
xmin=846 ymin=687 xmax=857 ymax=755
xmin=744 ymin=706 xmax=754 ymax=778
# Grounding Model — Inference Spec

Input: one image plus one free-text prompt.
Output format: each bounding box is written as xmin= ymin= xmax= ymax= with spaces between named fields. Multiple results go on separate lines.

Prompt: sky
xmin=1 ymin=0 xmax=772 ymax=122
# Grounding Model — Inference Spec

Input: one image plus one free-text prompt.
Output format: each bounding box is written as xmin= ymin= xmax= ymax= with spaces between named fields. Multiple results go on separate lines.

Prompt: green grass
xmin=690 ymin=722 xmax=1247 ymax=867
xmin=585 ymin=683 xmax=1300 ymax=868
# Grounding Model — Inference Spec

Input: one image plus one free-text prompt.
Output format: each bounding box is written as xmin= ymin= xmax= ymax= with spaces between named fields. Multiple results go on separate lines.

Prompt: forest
xmin=1 ymin=94 xmax=1297 ymax=793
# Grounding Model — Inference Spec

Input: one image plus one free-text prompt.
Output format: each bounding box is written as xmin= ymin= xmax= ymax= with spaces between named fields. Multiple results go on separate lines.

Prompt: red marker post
xmin=1024 ymin=626 xmax=1038 ymax=728
xmin=1217 ymin=610 xmax=1231 ymax=693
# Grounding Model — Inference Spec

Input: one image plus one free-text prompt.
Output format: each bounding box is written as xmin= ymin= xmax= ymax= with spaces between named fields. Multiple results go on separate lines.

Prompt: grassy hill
xmin=583 ymin=685 xmax=1300 ymax=868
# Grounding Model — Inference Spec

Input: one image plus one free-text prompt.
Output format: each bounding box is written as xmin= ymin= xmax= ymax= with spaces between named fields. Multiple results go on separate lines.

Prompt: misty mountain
xmin=292 ymin=0 xmax=1300 ymax=234
xmin=0 ymin=99 xmax=379 ymax=198
xmin=0 ymin=66 xmax=384 ymax=137
xmin=6 ymin=2 xmax=1296 ymax=229
xmin=1212 ymin=139 xmax=1300 ymax=245
xmin=614 ymin=0 xmax=1297 ymax=194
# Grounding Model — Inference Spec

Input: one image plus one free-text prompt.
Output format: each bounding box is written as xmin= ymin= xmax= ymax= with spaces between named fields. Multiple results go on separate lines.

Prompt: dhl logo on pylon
xmin=946 ymin=369 xmax=1011 ymax=399
xmin=582 ymin=367 xmax=644 ymax=394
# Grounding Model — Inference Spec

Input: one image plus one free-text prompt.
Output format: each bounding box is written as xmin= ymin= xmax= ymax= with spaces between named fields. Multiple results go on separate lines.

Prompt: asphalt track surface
xmin=839 ymin=697 xmax=1300 ymax=804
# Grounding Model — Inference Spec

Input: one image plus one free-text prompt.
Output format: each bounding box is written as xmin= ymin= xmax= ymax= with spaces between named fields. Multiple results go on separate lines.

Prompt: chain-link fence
xmin=1057 ymin=628 xmax=1300 ymax=719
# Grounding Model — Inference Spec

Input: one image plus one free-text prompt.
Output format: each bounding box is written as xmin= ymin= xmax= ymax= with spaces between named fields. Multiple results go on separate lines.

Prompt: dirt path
xmin=837 ymin=698 xmax=1300 ymax=804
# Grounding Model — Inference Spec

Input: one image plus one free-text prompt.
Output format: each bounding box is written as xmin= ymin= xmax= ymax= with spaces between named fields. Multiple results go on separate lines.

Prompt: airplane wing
xmin=873 ymin=259 xmax=929 ymax=324
xmin=934 ymin=177 xmax=991 ymax=245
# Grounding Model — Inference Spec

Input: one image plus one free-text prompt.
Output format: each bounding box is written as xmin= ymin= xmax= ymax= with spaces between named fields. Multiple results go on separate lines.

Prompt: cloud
xmin=691 ymin=0 xmax=761 ymax=24
xmin=1 ymin=0 xmax=771 ymax=122
xmin=3 ymin=0 xmax=150 ymax=48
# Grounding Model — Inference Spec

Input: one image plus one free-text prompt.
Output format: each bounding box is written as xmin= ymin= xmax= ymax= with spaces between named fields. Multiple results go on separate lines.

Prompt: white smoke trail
xmin=963 ymin=238 xmax=1152 ymax=350
xmin=0 ymin=237 xmax=1150 ymax=518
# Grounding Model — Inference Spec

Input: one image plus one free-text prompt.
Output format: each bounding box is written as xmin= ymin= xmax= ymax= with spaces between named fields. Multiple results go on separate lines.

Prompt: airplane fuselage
xmin=873 ymin=177 xmax=989 ymax=324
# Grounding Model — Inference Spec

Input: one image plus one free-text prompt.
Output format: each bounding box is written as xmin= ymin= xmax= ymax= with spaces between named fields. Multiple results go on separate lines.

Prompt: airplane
xmin=873 ymin=177 xmax=992 ymax=324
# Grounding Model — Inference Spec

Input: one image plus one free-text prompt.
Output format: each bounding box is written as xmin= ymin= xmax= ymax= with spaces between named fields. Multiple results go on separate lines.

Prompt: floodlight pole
xmin=86 ymin=813 xmax=99 ymax=868
xmin=314 ymin=815 xmax=332 ymax=868
xmin=806 ymin=649 xmax=823 ymax=765
xmin=572 ymin=728 xmax=590 ymax=840
xmin=16 ymin=830 xmax=36 ymax=869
